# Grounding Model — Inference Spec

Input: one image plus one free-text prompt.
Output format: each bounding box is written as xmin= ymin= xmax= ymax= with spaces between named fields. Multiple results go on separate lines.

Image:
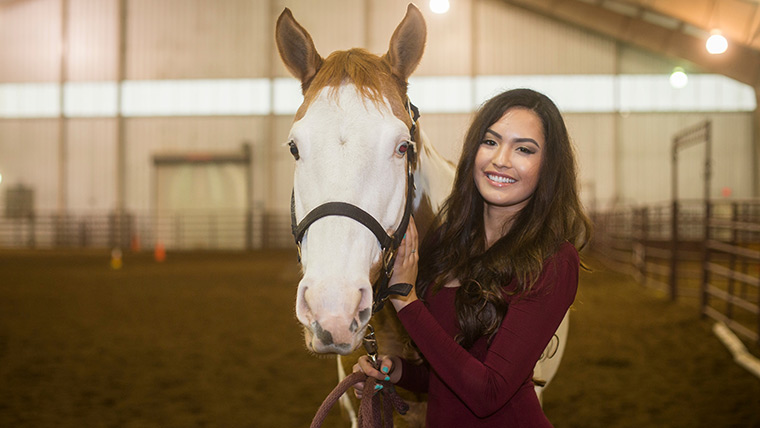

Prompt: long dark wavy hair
xmin=416 ymin=88 xmax=592 ymax=348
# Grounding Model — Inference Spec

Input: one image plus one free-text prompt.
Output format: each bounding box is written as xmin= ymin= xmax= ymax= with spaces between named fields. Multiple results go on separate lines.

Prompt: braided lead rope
xmin=310 ymin=371 xmax=409 ymax=428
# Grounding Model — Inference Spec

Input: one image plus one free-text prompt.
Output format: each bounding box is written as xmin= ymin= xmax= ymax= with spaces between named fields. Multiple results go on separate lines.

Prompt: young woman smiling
xmin=354 ymin=88 xmax=592 ymax=427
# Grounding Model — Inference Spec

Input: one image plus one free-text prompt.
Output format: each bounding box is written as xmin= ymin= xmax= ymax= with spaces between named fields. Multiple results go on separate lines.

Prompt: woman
xmin=353 ymin=88 xmax=592 ymax=427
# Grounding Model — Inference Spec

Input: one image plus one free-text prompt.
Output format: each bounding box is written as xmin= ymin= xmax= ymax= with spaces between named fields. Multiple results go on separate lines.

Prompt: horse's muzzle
xmin=303 ymin=322 xmax=362 ymax=355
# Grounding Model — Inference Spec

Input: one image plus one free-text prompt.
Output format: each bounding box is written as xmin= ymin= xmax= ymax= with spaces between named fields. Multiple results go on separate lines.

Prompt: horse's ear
xmin=276 ymin=8 xmax=323 ymax=91
xmin=384 ymin=3 xmax=426 ymax=82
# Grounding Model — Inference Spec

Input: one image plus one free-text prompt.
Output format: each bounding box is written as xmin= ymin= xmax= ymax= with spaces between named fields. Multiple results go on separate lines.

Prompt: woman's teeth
xmin=487 ymin=174 xmax=515 ymax=184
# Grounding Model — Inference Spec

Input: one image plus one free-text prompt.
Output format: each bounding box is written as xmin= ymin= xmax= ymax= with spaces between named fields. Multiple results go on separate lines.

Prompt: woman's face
xmin=473 ymin=107 xmax=544 ymax=218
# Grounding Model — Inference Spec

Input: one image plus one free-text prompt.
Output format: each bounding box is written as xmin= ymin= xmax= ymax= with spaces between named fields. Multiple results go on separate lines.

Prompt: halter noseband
xmin=290 ymin=100 xmax=420 ymax=314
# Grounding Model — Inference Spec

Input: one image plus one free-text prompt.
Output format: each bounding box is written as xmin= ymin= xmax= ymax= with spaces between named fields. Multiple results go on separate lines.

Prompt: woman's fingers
xmin=356 ymin=355 xmax=394 ymax=381
xmin=396 ymin=232 xmax=406 ymax=261
xmin=353 ymin=355 xmax=395 ymax=398
xmin=409 ymin=217 xmax=418 ymax=255
xmin=353 ymin=381 xmax=365 ymax=399
xmin=379 ymin=359 xmax=393 ymax=380
xmin=402 ymin=216 xmax=418 ymax=264
xmin=358 ymin=357 xmax=384 ymax=380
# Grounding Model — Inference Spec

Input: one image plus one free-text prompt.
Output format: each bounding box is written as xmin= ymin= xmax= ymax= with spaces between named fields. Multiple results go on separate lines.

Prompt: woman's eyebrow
xmin=486 ymin=129 xmax=540 ymax=148
xmin=485 ymin=129 xmax=502 ymax=139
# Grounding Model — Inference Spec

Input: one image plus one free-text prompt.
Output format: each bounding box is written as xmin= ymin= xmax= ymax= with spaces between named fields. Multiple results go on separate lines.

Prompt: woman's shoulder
xmin=532 ymin=242 xmax=580 ymax=291
xmin=524 ymin=241 xmax=580 ymax=305
xmin=550 ymin=241 xmax=580 ymax=267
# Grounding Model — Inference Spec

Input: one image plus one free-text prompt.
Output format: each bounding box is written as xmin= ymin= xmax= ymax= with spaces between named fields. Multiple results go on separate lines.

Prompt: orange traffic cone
xmin=154 ymin=241 xmax=166 ymax=262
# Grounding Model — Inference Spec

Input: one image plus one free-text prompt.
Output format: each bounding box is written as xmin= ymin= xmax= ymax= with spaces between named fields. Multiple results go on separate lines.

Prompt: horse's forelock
xmin=295 ymin=48 xmax=410 ymax=127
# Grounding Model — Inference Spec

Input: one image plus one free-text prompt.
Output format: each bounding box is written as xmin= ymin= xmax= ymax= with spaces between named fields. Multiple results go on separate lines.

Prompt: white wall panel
xmin=408 ymin=0 xmax=473 ymax=76
xmin=68 ymin=0 xmax=118 ymax=81
xmin=0 ymin=0 xmax=61 ymax=82
xmin=564 ymin=113 xmax=617 ymax=210
xmin=127 ymin=0 xmax=271 ymax=79
xmin=619 ymin=112 xmax=754 ymax=205
xmin=124 ymin=116 xmax=264 ymax=212
xmin=66 ymin=119 xmax=117 ymax=211
xmin=0 ymin=119 xmax=60 ymax=211
xmin=366 ymin=0 xmax=412 ymax=55
xmin=270 ymin=0 xmax=366 ymax=78
xmin=476 ymin=0 xmax=616 ymax=75
xmin=417 ymin=114 xmax=472 ymax=165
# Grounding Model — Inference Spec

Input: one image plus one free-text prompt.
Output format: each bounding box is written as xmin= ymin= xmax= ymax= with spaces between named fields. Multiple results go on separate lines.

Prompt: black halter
xmin=290 ymin=100 xmax=420 ymax=314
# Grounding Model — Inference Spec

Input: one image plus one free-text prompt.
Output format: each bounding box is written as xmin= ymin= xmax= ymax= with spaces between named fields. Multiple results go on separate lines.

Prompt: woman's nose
xmin=492 ymin=146 xmax=512 ymax=168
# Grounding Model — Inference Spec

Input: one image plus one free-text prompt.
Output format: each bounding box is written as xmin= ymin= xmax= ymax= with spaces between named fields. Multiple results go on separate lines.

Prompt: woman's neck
xmin=483 ymin=204 xmax=515 ymax=248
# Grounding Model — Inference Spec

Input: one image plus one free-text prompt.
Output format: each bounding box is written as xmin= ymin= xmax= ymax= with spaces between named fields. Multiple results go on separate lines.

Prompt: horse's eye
xmin=288 ymin=140 xmax=300 ymax=160
xmin=395 ymin=141 xmax=409 ymax=156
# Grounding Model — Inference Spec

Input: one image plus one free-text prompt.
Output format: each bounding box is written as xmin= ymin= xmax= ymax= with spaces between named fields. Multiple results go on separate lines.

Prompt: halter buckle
xmin=362 ymin=325 xmax=379 ymax=370
xmin=383 ymin=247 xmax=396 ymax=273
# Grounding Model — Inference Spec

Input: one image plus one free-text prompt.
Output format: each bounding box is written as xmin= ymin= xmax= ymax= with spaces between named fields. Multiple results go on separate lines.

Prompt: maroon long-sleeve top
xmin=396 ymin=242 xmax=579 ymax=427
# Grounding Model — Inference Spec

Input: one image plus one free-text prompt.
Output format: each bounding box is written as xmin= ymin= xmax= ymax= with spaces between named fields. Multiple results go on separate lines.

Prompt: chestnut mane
xmin=300 ymin=48 xmax=408 ymax=120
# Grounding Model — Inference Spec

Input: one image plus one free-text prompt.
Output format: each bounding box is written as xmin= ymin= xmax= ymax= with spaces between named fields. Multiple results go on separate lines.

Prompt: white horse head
xmin=276 ymin=5 xmax=426 ymax=354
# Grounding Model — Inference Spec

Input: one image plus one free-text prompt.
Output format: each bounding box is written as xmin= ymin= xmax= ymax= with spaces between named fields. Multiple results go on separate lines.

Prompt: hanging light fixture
xmin=706 ymin=29 xmax=728 ymax=54
xmin=669 ymin=67 xmax=688 ymax=88
xmin=429 ymin=0 xmax=450 ymax=14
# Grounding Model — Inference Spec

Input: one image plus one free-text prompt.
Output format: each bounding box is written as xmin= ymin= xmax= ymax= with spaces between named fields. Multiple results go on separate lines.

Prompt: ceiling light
xmin=669 ymin=67 xmax=688 ymax=89
xmin=706 ymin=30 xmax=728 ymax=54
xmin=430 ymin=0 xmax=450 ymax=14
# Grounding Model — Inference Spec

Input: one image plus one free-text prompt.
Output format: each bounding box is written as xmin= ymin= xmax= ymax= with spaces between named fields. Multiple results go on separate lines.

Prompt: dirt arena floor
xmin=0 ymin=249 xmax=758 ymax=428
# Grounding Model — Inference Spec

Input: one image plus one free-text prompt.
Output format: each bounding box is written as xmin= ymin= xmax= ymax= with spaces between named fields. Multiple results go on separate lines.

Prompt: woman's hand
xmin=389 ymin=216 xmax=419 ymax=311
xmin=352 ymin=355 xmax=403 ymax=399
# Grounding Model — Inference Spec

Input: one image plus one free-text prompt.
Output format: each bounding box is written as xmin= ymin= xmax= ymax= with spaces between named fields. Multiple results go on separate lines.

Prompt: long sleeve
xmin=396 ymin=357 xmax=430 ymax=393
xmin=397 ymin=243 xmax=578 ymax=418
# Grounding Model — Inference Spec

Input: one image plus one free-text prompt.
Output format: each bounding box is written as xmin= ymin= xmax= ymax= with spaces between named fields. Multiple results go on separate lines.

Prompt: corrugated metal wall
xmin=0 ymin=0 xmax=62 ymax=82
xmin=127 ymin=0 xmax=270 ymax=79
xmin=0 ymin=0 xmax=756 ymax=232
xmin=0 ymin=119 xmax=60 ymax=210
xmin=476 ymin=0 xmax=617 ymax=75
xmin=619 ymin=112 xmax=753 ymax=204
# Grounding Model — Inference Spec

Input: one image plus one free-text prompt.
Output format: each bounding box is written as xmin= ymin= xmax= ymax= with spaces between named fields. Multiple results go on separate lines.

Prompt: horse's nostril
xmin=358 ymin=308 xmax=371 ymax=325
xmin=349 ymin=319 xmax=359 ymax=333
xmin=313 ymin=321 xmax=334 ymax=346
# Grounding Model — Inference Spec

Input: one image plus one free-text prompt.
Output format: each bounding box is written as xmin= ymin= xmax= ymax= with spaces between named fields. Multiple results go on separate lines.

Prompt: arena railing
xmin=0 ymin=209 xmax=295 ymax=251
xmin=591 ymin=199 xmax=760 ymax=347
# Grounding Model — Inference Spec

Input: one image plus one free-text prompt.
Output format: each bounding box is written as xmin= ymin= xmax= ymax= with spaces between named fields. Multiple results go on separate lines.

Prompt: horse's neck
xmin=413 ymin=126 xmax=456 ymax=237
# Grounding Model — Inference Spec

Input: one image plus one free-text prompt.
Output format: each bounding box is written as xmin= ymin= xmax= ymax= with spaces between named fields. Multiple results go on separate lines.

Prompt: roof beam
xmin=501 ymin=0 xmax=760 ymax=88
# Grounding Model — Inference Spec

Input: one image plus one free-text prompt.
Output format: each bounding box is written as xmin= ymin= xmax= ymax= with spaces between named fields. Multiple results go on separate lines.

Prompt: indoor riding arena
xmin=1 ymin=1 xmax=759 ymax=427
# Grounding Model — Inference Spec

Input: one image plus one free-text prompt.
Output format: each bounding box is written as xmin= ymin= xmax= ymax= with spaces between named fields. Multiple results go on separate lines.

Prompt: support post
xmin=56 ymin=0 xmax=69 ymax=247
xmin=244 ymin=142 xmax=253 ymax=250
xmin=640 ymin=206 xmax=648 ymax=286
xmin=115 ymin=0 xmax=128 ymax=248
xmin=700 ymin=200 xmax=711 ymax=319
xmin=670 ymin=142 xmax=679 ymax=301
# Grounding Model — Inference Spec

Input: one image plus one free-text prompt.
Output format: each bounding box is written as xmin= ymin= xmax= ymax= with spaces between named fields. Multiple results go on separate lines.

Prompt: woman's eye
xmin=395 ymin=141 xmax=410 ymax=156
xmin=517 ymin=146 xmax=535 ymax=154
xmin=288 ymin=140 xmax=300 ymax=160
xmin=481 ymin=139 xmax=497 ymax=146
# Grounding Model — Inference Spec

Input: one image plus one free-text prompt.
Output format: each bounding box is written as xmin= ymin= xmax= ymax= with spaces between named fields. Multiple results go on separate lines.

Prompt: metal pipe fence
xmin=592 ymin=199 xmax=760 ymax=346
xmin=0 ymin=209 xmax=294 ymax=251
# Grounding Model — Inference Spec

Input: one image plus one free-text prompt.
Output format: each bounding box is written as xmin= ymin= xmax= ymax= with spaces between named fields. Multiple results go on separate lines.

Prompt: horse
xmin=275 ymin=4 xmax=570 ymax=426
